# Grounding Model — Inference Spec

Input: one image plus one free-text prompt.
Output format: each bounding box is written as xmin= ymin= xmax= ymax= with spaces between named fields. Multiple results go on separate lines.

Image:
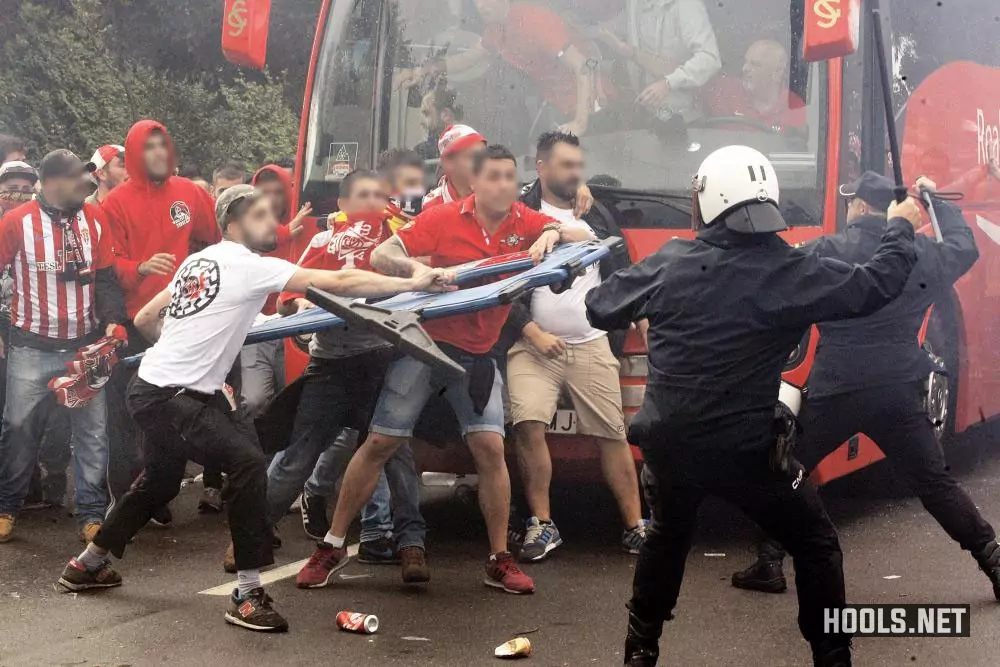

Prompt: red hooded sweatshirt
xmin=250 ymin=164 xmax=297 ymax=315
xmin=103 ymin=120 xmax=219 ymax=318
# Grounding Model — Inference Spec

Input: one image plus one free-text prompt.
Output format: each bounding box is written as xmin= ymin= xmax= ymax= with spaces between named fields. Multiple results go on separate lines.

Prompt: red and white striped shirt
xmin=0 ymin=200 xmax=113 ymax=341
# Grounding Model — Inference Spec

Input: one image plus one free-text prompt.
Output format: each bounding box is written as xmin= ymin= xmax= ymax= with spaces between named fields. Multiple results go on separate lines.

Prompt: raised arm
xmin=557 ymin=45 xmax=596 ymax=137
xmin=914 ymin=177 xmax=979 ymax=286
xmin=282 ymin=264 xmax=454 ymax=299
xmin=772 ymin=201 xmax=920 ymax=328
xmin=585 ymin=253 xmax=664 ymax=332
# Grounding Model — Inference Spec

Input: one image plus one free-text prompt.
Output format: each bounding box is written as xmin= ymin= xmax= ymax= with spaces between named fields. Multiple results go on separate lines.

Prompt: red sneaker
xmin=296 ymin=542 xmax=349 ymax=589
xmin=485 ymin=551 xmax=535 ymax=594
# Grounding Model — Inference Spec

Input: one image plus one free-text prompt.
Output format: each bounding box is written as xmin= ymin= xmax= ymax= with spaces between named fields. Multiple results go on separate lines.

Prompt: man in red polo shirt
xmin=295 ymin=145 xmax=593 ymax=594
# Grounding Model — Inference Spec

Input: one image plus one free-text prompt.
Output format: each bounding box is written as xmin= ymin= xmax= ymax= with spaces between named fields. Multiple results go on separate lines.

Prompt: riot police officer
xmin=732 ymin=172 xmax=1000 ymax=601
xmin=585 ymin=146 xmax=923 ymax=667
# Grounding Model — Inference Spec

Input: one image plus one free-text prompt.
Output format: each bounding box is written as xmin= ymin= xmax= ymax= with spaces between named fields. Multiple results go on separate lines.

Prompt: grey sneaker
xmin=198 ymin=487 xmax=223 ymax=514
xmin=58 ymin=558 xmax=123 ymax=591
xmin=518 ymin=517 xmax=562 ymax=562
xmin=225 ymin=588 xmax=289 ymax=632
xmin=622 ymin=520 xmax=649 ymax=555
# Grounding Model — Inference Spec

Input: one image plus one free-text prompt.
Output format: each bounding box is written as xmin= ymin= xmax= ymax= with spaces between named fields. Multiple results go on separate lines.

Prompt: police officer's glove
xmin=770 ymin=402 xmax=801 ymax=473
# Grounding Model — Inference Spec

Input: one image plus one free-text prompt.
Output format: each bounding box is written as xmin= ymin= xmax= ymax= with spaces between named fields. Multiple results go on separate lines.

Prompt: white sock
xmin=76 ymin=543 xmax=107 ymax=571
xmin=324 ymin=532 xmax=345 ymax=549
xmin=237 ymin=569 xmax=261 ymax=599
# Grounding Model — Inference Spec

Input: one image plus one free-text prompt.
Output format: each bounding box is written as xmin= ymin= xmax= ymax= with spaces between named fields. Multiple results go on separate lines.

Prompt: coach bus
xmin=224 ymin=0 xmax=1000 ymax=484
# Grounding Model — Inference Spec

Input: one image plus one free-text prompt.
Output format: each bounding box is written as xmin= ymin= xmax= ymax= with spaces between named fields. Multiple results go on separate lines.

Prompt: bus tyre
xmin=924 ymin=300 xmax=960 ymax=444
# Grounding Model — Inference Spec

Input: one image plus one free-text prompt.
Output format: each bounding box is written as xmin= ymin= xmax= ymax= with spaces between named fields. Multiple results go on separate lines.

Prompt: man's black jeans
xmin=95 ymin=377 xmax=272 ymax=571
xmin=630 ymin=446 xmax=848 ymax=646
xmin=758 ymin=381 xmax=996 ymax=560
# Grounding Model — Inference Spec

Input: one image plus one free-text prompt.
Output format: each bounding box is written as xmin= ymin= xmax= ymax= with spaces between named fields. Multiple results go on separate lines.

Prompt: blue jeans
xmin=264 ymin=354 xmax=425 ymax=549
xmin=0 ymin=346 xmax=108 ymax=526
xmin=371 ymin=354 xmax=505 ymax=438
xmin=304 ymin=431 xmax=393 ymax=543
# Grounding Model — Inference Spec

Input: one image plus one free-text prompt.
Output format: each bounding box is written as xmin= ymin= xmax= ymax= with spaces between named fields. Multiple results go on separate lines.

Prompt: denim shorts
xmin=370 ymin=354 xmax=505 ymax=438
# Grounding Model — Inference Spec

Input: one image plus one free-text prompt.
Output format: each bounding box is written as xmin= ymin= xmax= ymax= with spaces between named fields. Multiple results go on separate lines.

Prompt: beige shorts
xmin=507 ymin=336 xmax=626 ymax=441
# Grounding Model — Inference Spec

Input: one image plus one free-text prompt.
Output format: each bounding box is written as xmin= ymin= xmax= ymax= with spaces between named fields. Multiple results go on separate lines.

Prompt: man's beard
xmin=249 ymin=236 xmax=278 ymax=253
xmin=548 ymin=178 xmax=579 ymax=202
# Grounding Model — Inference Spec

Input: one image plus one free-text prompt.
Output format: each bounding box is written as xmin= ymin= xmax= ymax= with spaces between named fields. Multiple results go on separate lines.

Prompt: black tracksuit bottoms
xmin=94 ymin=376 xmax=272 ymax=571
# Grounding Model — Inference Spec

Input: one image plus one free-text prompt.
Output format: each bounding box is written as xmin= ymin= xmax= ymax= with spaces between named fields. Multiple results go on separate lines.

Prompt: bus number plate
xmin=547 ymin=410 xmax=578 ymax=435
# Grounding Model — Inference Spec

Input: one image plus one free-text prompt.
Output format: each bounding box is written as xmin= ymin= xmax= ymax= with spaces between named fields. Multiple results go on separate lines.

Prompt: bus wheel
xmin=924 ymin=303 xmax=960 ymax=443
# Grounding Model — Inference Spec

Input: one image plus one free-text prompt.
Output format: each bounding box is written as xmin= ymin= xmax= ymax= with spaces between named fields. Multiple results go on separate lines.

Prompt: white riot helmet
xmin=692 ymin=145 xmax=786 ymax=233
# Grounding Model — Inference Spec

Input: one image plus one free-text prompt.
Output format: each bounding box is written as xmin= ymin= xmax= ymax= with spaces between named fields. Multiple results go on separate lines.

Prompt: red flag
xmin=802 ymin=0 xmax=860 ymax=62
xmin=221 ymin=0 xmax=272 ymax=70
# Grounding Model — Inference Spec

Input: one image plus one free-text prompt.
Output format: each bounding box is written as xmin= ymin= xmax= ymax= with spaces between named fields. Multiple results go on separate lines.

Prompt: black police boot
xmin=974 ymin=541 xmax=1000 ymax=601
xmin=732 ymin=556 xmax=787 ymax=593
xmin=811 ymin=640 xmax=852 ymax=667
xmin=624 ymin=612 xmax=660 ymax=666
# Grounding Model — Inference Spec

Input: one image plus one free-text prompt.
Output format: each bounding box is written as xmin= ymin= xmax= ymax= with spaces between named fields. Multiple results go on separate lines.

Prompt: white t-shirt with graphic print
xmin=139 ymin=240 xmax=297 ymax=394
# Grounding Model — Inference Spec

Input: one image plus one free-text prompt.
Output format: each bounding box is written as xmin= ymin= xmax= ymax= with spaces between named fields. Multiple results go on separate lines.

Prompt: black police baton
xmin=872 ymin=8 xmax=944 ymax=242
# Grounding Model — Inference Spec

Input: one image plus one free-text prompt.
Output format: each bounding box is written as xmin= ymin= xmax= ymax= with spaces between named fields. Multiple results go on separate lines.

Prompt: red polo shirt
xmin=396 ymin=195 xmax=554 ymax=354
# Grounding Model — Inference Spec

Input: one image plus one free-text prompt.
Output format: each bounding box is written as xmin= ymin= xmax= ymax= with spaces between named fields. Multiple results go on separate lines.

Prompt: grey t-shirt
xmin=308 ymin=320 xmax=389 ymax=360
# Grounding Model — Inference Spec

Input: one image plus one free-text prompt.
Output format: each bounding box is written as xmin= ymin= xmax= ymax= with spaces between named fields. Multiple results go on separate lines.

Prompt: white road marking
xmin=198 ymin=543 xmax=360 ymax=596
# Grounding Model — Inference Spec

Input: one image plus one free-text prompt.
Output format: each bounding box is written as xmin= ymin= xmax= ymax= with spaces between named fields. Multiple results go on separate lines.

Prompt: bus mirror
xmin=801 ymin=0 xmax=860 ymax=62
xmin=221 ymin=0 xmax=272 ymax=70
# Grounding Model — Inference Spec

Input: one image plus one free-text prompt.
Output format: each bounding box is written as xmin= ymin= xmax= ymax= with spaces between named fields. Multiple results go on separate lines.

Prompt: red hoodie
xmin=250 ymin=164 xmax=297 ymax=315
xmin=103 ymin=120 xmax=220 ymax=318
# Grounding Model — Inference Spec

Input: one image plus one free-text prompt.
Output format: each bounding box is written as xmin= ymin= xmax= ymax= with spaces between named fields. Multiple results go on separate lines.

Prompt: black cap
xmin=38 ymin=149 xmax=92 ymax=181
xmin=838 ymin=171 xmax=895 ymax=211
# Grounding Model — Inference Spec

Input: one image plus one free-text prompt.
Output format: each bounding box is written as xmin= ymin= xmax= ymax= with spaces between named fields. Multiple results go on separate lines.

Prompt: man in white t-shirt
xmin=56 ymin=185 xmax=454 ymax=633
xmin=508 ymin=132 xmax=645 ymax=562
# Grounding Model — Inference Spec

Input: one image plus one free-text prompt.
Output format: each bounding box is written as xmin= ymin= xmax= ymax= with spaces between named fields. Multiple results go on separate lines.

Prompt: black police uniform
xmin=736 ymin=177 xmax=1000 ymax=596
xmin=585 ymin=201 xmax=919 ymax=666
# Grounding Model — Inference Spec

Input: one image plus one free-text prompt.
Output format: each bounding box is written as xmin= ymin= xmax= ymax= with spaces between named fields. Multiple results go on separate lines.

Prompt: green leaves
xmin=0 ymin=0 xmax=312 ymax=171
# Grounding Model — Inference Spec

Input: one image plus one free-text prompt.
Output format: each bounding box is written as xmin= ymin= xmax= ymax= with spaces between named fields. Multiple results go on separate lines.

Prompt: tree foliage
xmin=0 ymin=0 xmax=322 ymax=171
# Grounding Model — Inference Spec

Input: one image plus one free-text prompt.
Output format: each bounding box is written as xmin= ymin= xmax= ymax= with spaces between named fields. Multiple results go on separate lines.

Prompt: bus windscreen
xmin=302 ymin=0 xmax=829 ymax=227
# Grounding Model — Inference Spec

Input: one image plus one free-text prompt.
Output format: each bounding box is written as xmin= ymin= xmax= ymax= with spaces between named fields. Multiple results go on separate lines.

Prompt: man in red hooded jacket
xmin=102 ymin=120 xmax=220 ymax=517
xmin=241 ymin=166 xmax=311 ymax=418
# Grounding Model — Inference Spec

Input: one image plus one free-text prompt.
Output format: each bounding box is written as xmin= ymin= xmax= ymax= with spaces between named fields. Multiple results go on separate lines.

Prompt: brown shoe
xmin=400 ymin=546 xmax=430 ymax=583
xmin=0 ymin=514 xmax=14 ymax=543
xmin=223 ymin=542 xmax=236 ymax=573
xmin=80 ymin=522 xmax=101 ymax=544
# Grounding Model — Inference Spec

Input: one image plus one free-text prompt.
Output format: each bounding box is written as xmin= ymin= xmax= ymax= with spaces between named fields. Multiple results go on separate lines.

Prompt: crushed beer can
xmin=336 ymin=610 xmax=379 ymax=634
xmin=494 ymin=637 xmax=532 ymax=658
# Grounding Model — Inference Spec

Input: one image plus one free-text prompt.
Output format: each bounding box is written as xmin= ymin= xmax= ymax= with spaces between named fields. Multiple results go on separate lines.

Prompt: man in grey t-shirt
xmin=260 ymin=170 xmax=431 ymax=584
xmin=598 ymin=0 xmax=721 ymax=123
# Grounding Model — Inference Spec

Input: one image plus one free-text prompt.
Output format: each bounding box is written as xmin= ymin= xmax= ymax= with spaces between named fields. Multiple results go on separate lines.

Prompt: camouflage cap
xmin=214 ymin=183 xmax=260 ymax=231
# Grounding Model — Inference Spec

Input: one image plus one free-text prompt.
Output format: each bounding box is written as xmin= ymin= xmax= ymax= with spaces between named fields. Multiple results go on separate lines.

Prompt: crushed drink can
xmin=494 ymin=637 xmax=532 ymax=658
xmin=336 ymin=610 xmax=379 ymax=634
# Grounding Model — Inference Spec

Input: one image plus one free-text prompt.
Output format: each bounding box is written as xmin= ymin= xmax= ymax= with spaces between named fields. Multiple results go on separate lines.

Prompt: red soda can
xmin=336 ymin=610 xmax=379 ymax=634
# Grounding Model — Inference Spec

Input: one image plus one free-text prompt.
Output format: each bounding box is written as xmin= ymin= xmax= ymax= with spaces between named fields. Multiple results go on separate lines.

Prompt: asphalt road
xmin=4 ymin=428 xmax=1000 ymax=667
